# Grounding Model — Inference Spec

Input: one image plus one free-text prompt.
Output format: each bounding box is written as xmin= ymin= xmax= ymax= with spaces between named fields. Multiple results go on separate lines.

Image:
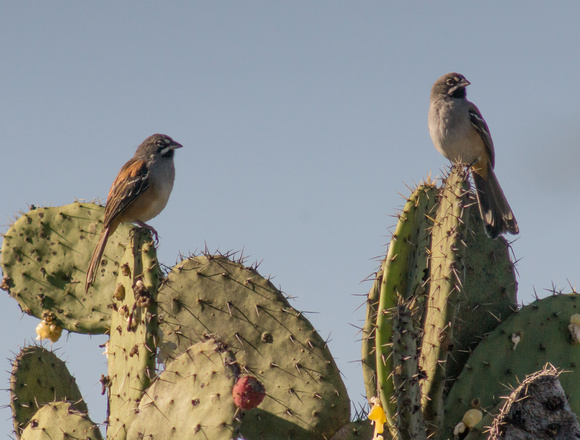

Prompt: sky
xmin=1 ymin=2 xmax=580 ymax=437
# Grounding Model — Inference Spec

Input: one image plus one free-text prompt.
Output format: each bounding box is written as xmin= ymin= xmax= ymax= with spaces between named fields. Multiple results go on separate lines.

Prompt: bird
xmin=85 ymin=134 xmax=182 ymax=293
xmin=428 ymin=72 xmax=518 ymax=239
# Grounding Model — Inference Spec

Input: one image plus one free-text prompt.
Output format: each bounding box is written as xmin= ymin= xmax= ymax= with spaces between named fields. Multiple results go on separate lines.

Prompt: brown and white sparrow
xmin=428 ymin=72 xmax=518 ymax=238
xmin=85 ymin=134 xmax=182 ymax=292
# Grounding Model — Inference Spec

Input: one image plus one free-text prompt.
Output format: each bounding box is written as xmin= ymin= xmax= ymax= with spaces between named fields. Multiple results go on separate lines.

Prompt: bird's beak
xmin=460 ymin=78 xmax=471 ymax=87
xmin=170 ymin=142 xmax=183 ymax=150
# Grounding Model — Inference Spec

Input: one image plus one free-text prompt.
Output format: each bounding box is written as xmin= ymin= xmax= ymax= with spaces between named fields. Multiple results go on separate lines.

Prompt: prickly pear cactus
xmin=366 ymin=166 xmax=520 ymax=439
xmin=157 ymin=254 xmax=351 ymax=440
xmin=127 ymin=339 xmax=241 ymax=439
xmin=419 ymin=168 xmax=471 ymax=430
xmin=107 ymin=229 xmax=160 ymax=440
xmin=0 ymin=203 xmax=133 ymax=334
xmin=10 ymin=345 xmax=88 ymax=437
xmin=372 ymin=182 xmax=437 ymax=434
xmin=20 ymin=401 xmax=103 ymax=440
xmin=443 ymin=293 xmax=580 ymax=439
xmin=329 ymin=420 xmax=374 ymax=440
xmin=361 ymin=261 xmax=382 ymax=405
xmin=445 ymin=210 xmax=517 ymax=388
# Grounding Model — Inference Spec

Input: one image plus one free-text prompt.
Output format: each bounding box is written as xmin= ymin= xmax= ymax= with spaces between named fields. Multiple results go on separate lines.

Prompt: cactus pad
xmin=107 ymin=229 xmax=160 ymax=440
xmin=445 ymin=209 xmax=517 ymax=386
xmin=126 ymin=339 xmax=240 ymax=439
xmin=373 ymin=182 xmax=437 ymax=434
xmin=157 ymin=254 xmax=350 ymax=440
xmin=10 ymin=345 xmax=88 ymax=437
xmin=444 ymin=293 xmax=580 ymax=439
xmin=20 ymin=401 xmax=103 ymax=440
xmin=329 ymin=419 xmax=375 ymax=439
xmin=0 ymin=203 xmax=134 ymax=334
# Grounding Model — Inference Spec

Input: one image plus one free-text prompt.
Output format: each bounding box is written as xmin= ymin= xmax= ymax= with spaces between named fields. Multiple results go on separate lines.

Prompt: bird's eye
xmin=156 ymin=139 xmax=166 ymax=148
xmin=446 ymin=78 xmax=456 ymax=86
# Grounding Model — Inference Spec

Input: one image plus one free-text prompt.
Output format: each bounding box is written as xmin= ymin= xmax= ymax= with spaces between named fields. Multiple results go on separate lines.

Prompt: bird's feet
xmin=133 ymin=221 xmax=159 ymax=244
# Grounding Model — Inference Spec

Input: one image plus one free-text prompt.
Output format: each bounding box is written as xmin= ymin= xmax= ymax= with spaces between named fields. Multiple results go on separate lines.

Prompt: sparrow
xmin=85 ymin=134 xmax=182 ymax=293
xmin=428 ymin=72 xmax=518 ymax=238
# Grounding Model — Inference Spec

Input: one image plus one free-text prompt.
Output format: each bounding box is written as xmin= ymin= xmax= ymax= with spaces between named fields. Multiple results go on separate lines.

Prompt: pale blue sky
xmin=1 ymin=2 xmax=580 ymax=437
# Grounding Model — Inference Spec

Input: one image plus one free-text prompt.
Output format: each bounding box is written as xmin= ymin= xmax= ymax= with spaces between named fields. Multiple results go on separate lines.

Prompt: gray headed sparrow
xmin=428 ymin=72 xmax=518 ymax=238
xmin=85 ymin=134 xmax=182 ymax=292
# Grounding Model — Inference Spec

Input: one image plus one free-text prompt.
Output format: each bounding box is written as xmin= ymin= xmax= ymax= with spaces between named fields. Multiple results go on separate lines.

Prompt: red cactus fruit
xmin=232 ymin=375 xmax=265 ymax=409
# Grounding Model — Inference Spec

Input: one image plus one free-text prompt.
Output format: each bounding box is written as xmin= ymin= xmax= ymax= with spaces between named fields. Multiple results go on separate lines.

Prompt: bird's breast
xmin=429 ymin=101 xmax=483 ymax=165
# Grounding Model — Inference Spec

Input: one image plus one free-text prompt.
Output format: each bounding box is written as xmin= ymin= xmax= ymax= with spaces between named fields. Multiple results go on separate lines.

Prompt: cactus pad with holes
xmin=126 ymin=339 xmax=240 ymax=439
xmin=0 ymin=203 xmax=134 ymax=334
xmin=10 ymin=345 xmax=88 ymax=437
xmin=20 ymin=401 xmax=102 ymax=440
xmin=157 ymin=255 xmax=350 ymax=440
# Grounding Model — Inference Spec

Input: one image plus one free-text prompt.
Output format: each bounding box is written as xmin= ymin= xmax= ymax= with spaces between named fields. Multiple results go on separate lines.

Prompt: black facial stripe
xmin=449 ymin=85 xmax=466 ymax=99
xmin=160 ymin=146 xmax=175 ymax=158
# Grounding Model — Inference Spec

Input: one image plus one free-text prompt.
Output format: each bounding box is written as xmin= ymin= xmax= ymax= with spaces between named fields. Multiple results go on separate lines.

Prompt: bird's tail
xmin=85 ymin=227 xmax=111 ymax=293
xmin=471 ymin=167 xmax=519 ymax=239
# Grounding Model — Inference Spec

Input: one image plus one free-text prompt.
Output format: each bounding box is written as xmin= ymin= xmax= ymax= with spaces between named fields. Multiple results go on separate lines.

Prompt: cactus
xmin=10 ymin=345 xmax=88 ymax=437
xmin=372 ymin=182 xmax=437 ymax=435
xmin=20 ymin=401 xmax=103 ymax=440
xmin=445 ymin=209 xmax=517 ymax=387
xmin=1 ymin=203 xmax=353 ymax=439
xmin=3 ymin=162 xmax=578 ymax=440
xmin=0 ymin=203 xmax=133 ymax=334
xmin=443 ymin=293 xmax=580 ymax=439
xmin=329 ymin=420 xmax=375 ymax=439
xmin=419 ymin=168 xmax=471 ymax=430
xmin=157 ymin=254 xmax=351 ymax=440
xmin=365 ymin=165 xmax=521 ymax=439
xmin=106 ymin=228 xmax=160 ymax=440
xmin=126 ymin=339 xmax=241 ymax=439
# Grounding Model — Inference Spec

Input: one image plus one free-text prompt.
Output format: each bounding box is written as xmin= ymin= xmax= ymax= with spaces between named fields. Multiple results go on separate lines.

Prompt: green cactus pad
xmin=329 ymin=419 xmax=375 ymax=439
xmin=373 ymin=182 xmax=437 ymax=434
xmin=20 ymin=401 xmax=103 ymax=440
xmin=361 ymin=263 xmax=382 ymax=405
xmin=419 ymin=167 xmax=470 ymax=431
xmin=362 ymin=183 xmax=436 ymax=400
xmin=10 ymin=345 xmax=88 ymax=437
xmin=157 ymin=254 xmax=350 ymax=440
xmin=443 ymin=293 xmax=580 ymax=439
xmin=0 ymin=203 xmax=134 ymax=334
xmin=445 ymin=209 xmax=517 ymax=387
xmin=126 ymin=339 xmax=240 ymax=439
xmin=392 ymin=298 xmax=426 ymax=438
xmin=107 ymin=229 xmax=160 ymax=440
